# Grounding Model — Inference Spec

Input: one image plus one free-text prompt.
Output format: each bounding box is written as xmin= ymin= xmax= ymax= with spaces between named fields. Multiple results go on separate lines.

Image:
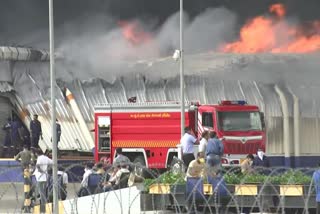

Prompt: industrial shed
xmin=1 ymin=46 xmax=320 ymax=166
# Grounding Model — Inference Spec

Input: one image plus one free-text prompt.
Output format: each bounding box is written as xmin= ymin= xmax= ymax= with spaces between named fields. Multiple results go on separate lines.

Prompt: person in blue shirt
xmin=206 ymin=131 xmax=224 ymax=172
xmin=180 ymin=127 xmax=198 ymax=170
xmin=30 ymin=114 xmax=42 ymax=149
xmin=313 ymin=164 xmax=320 ymax=214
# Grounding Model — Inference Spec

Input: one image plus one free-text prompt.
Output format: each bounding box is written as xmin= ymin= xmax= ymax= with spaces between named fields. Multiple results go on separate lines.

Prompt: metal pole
xmin=180 ymin=0 xmax=185 ymax=137
xmin=49 ymin=0 xmax=58 ymax=213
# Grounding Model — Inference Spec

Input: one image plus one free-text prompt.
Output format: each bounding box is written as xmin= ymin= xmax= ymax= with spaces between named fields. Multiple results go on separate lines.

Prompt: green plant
xmin=223 ymin=170 xmax=312 ymax=186
xmin=143 ymin=172 xmax=186 ymax=192
xmin=270 ymin=170 xmax=312 ymax=185
xmin=158 ymin=172 xmax=185 ymax=185
xmin=143 ymin=178 xmax=156 ymax=192
xmin=242 ymin=173 xmax=267 ymax=184
xmin=224 ymin=173 xmax=242 ymax=184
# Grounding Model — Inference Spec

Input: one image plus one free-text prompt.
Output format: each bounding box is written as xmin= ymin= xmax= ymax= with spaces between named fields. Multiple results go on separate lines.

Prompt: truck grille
xmin=224 ymin=140 xmax=262 ymax=154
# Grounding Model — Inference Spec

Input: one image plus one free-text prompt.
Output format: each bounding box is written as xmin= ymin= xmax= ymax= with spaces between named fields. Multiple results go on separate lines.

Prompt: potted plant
xmin=270 ymin=170 xmax=312 ymax=196
xmin=224 ymin=173 xmax=268 ymax=196
xmin=147 ymin=172 xmax=185 ymax=194
xmin=203 ymin=176 xmax=213 ymax=195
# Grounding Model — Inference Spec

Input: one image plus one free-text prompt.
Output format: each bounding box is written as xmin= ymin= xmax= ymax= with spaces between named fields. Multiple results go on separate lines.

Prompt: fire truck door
xmin=97 ymin=115 xmax=111 ymax=152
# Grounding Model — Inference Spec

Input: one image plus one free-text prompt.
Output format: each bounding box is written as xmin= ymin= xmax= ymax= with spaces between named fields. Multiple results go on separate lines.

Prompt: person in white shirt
xmin=57 ymin=166 xmax=68 ymax=200
xmin=198 ymin=131 xmax=209 ymax=158
xmin=80 ymin=162 xmax=94 ymax=188
xmin=103 ymin=163 xmax=130 ymax=192
xmin=181 ymin=127 xmax=198 ymax=169
xmin=33 ymin=149 xmax=52 ymax=205
xmin=77 ymin=162 xmax=94 ymax=197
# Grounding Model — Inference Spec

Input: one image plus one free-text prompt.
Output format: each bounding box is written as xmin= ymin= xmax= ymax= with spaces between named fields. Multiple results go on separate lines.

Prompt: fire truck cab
xmin=94 ymin=101 xmax=265 ymax=168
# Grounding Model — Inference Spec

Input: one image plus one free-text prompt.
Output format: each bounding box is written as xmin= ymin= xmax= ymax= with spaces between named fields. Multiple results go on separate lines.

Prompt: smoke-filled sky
xmin=3 ymin=0 xmax=320 ymax=83
xmin=1 ymin=0 xmax=320 ymax=47
xmin=4 ymin=0 xmax=320 ymax=106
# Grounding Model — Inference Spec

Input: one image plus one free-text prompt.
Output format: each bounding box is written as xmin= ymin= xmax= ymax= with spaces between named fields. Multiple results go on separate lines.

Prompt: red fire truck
xmin=94 ymin=101 xmax=265 ymax=168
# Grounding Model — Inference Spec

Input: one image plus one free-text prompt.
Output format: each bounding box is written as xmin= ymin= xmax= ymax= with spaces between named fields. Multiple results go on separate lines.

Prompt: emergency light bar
xmin=220 ymin=100 xmax=247 ymax=105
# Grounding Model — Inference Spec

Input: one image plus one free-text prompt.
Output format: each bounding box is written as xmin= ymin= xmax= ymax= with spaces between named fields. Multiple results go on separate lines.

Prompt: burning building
xmin=1 ymin=2 xmax=320 ymax=166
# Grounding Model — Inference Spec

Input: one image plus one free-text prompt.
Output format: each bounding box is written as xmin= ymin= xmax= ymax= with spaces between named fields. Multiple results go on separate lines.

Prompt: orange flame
xmin=222 ymin=3 xmax=320 ymax=53
xmin=118 ymin=21 xmax=152 ymax=45
xmin=269 ymin=3 xmax=286 ymax=18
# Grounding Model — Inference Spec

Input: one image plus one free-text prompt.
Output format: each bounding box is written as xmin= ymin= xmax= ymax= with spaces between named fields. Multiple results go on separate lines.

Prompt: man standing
xmin=114 ymin=148 xmax=130 ymax=168
xmin=206 ymin=131 xmax=224 ymax=171
xmin=56 ymin=119 xmax=61 ymax=145
xmin=2 ymin=117 xmax=11 ymax=157
xmin=53 ymin=119 xmax=62 ymax=156
xmin=313 ymin=164 xmax=320 ymax=214
xmin=33 ymin=149 xmax=53 ymax=206
xmin=11 ymin=116 xmax=22 ymax=154
xmin=181 ymin=127 xmax=198 ymax=169
xmin=78 ymin=162 xmax=94 ymax=197
xmin=20 ymin=126 xmax=31 ymax=148
xmin=14 ymin=145 xmax=35 ymax=170
xmin=30 ymin=114 xmax=42 ymax=149
xmin=198 ymin=131 xmax=209 ymax=159
xmin=252 ymin=148 xmax=270 ymax=168
xmin=57 ymin=166 xmax=68 ymax=200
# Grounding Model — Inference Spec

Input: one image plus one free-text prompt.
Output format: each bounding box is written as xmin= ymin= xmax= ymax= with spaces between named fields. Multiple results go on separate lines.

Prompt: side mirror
xmin=260 ymin=112 xmax=265 ymax=129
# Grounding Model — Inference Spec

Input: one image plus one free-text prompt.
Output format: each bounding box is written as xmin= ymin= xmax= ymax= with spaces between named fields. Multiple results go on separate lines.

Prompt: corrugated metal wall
xmin=7 ymin=57 xmax=320 ymax=155
xmin=11 ymin=62 xmax=94 ymax=151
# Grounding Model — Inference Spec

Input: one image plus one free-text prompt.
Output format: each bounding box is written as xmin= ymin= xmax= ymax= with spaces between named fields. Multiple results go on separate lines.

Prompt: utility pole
xmin=49 ymin=0 xmax=58 ymax=213
xmin=180 ymin=0 xmax=185 ymax=137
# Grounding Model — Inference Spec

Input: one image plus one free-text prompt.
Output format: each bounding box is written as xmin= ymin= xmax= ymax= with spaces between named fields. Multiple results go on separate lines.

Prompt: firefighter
xmin=51 ymin=119 xmax=61 ymax=156
xmin=180 ymin=127 xmax=198 ymax=170
xmin=11 ymin=116 xmax=22 ymax=155
xmin=30 ymin=114 xmax=42 ymax=149
xmin=20 ymin=126 xmax=31 ymax=148
xmin=2 ymin=117 xmax=12 ymax=157
xmin=56 ymin=119 xmax=61 ymax=145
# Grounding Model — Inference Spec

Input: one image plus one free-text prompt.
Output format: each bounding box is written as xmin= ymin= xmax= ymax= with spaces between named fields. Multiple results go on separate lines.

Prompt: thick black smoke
xmin=0 ymin=0 xmax=320 ymax=48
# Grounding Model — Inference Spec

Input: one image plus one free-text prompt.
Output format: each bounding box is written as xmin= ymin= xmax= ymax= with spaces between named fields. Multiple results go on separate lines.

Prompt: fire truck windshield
xmin=218 ymin=111 xmax=262 ymax=131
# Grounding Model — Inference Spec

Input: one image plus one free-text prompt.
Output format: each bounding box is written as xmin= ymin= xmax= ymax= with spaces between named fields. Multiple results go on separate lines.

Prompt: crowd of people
xmin=1 ymin=113 xmax=136 ymax=206
xmin=1 ymin=114 xmax=61 ymax=158
xmin=77 ymin=148 xmax=133 ymax=197
xmin=0 ymin=113 xmax=65 ymax=209
xmin=15 ymin=147 xmax=68 ymax=208
xmin=180 ymin=126 xmax=270 ymax=179
xmin=2 ymin=114 xmax=273 ymax=208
